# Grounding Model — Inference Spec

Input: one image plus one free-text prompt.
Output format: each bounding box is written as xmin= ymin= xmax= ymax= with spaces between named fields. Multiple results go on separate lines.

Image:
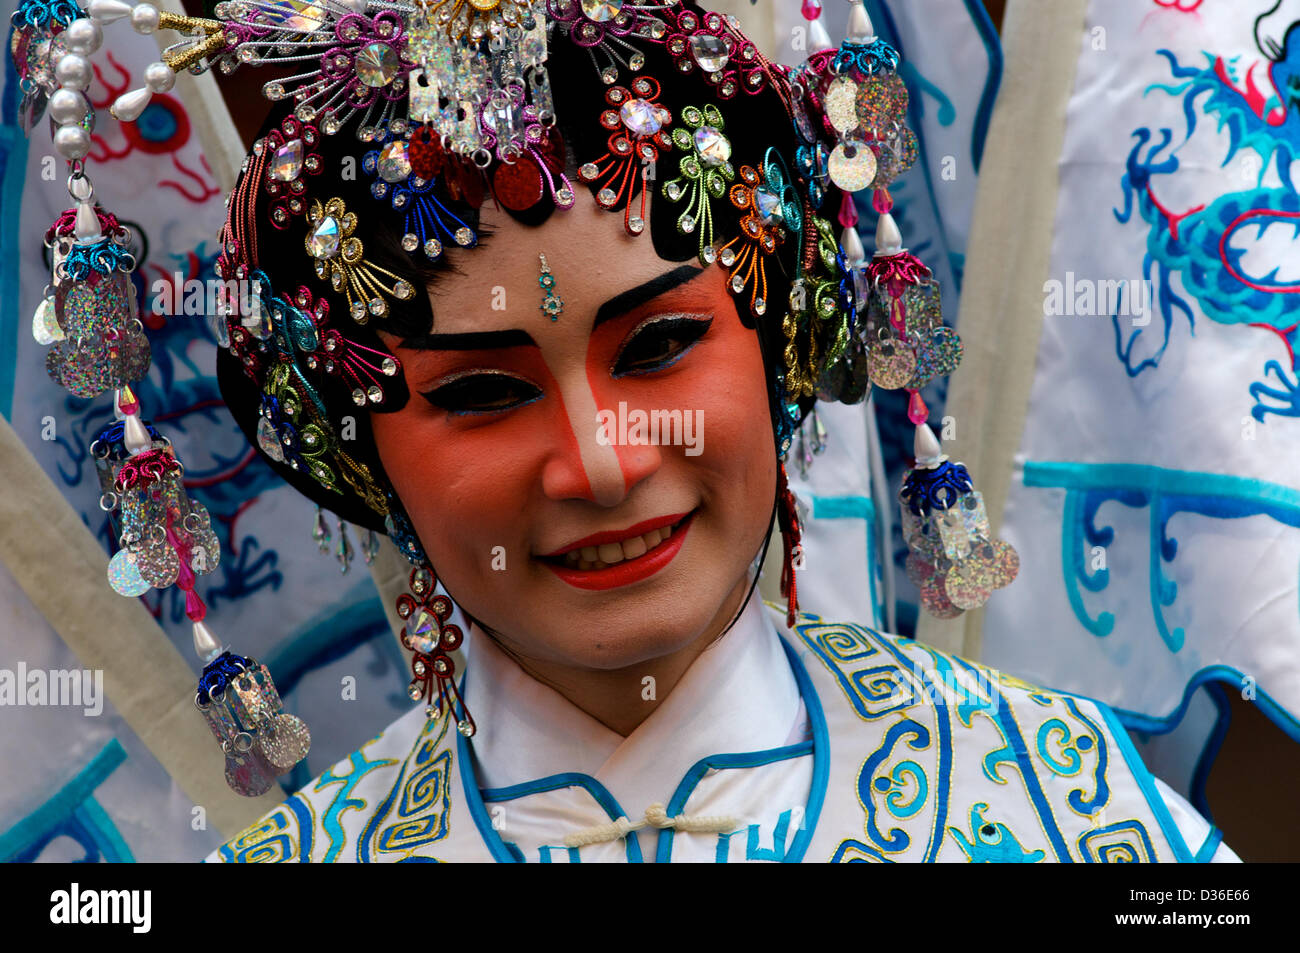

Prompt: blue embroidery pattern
xmin=793 ymin=614 xmax=1168 ymax=863
xmin=947 ymin=803 xmax=1045 ymax=863
xmin=365 ymin=717 xmax=453 ymax=860
xmin=213 ymin=613 xmax=1183 ymax=863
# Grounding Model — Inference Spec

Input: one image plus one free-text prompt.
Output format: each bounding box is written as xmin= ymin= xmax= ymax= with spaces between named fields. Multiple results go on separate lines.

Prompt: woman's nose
xmin=542 ymin=392 xmax=661 ymax=506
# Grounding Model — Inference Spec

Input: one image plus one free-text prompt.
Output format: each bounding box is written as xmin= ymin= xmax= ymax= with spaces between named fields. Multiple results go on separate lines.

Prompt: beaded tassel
xmin=899 ymin=426 xmax=1019 ymax=617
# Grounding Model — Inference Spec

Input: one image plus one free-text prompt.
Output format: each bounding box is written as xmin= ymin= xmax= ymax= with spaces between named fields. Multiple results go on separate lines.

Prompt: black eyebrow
xmin=593 ymin=265 xmax=705 ymax=330
xmin=400 ymin=264 xmax=706 ymax=350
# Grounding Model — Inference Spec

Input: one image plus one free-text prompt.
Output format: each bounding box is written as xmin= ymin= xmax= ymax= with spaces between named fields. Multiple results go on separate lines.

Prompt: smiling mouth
xmin=544 ymin=514 xmax=692 ymax=571
xmin=537 ymin=510 xmax=697 ymax=589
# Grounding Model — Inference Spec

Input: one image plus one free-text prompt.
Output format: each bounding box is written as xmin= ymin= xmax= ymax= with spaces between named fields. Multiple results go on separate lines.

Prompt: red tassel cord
xmin=776 ymin=463 xmax=803 ymax=627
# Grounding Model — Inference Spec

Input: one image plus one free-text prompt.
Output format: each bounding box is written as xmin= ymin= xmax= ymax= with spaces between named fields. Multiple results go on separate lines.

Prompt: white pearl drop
xmin=48 ymin=88 xmax=89 ymax=125
xmin=53 ymin=124 xmax=91 ymax=160
xmin=874 ymin=212 xmax=903 ymax=256
xmin=840 ymin=224 xmax=866 ymax=267
xmin=63 ymin=18 xmax=103 ymax=54
xmin=130 ymin=2 xmax=160 ymax=33
xmin=111 ymin=87 xmax=153 ymax=122
xmin=808 ymin=17 xmax=835 ymax=54
xmin=143 ymin=61 xmax=175 ymax=93
xmin=192 ymin=621 xmax=224 ymax=664
xmin=88 ymin=0 xmax=134 ymax=23
xmin=54 ymin=53 xmax=93 ymax=91
xmin=74 ymin=201 xmax=103 ymax=241
xmin=914 ymin=424 xmax=946 ymax=466
xmin=846 ymin=1 xmax=875 ymax=43
xmin=123 ymin=413 xmax=153 ymax=455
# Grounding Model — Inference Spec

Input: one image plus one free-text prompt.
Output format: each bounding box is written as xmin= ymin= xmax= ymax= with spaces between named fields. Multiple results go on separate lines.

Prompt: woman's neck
xmin=482 ymin=575 xmax=755 ymax=738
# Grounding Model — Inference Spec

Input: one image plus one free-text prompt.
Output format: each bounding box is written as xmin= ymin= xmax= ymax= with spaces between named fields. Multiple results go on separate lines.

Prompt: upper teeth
xmin=562 ymin=524 xmax=674 ymax=569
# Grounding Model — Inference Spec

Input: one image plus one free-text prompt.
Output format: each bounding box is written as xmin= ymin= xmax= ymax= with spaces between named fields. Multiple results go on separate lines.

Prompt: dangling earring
xmin=776 ymin=462 xmax=804 ymax=627
xmin=394 ymin=562 xmax=475 ymax=737
xmin=382 ymin=497 xmax=476 ymax=735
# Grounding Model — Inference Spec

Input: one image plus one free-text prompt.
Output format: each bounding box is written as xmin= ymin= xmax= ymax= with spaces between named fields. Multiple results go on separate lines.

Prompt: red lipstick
xmin=541 ymin=511 xmax=696 ymax=590
xmin=540 ymin=511 xmax=691 ymax=558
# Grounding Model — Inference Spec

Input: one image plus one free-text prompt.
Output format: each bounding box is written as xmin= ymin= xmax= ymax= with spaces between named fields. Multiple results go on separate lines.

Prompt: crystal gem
xmin=619 ymin=97 xmax=662 ymax=136
xmin=309 ymin=216 xmax=341 ymax=258
xmin=424 ymin=238 xmax=442 ymax=257
xmin=270 ymin=1 xmax=327 ymax=32
xmin=376 ymin=140 xmax=410 ymax=182
xmin=408 ymin=607 xmax=438 ymax=654
xmin=754 ymin=186 xmax=784 ymax=224
xmin=256 ymin=416 xmax=286 ymax=462
xmin=271 ymin=139 xmax=304 ymax=181
xmin=242 ymin=294 xmax=273 ymax=340
xmin=689 ymin=34 xmax=729 ymax=72
xmin=454 ymin=227 xmax=474 ymax=245
xmin=693 ymin=126 xmax=731 ymax=166
xmin=580 ymin=0 xmax=622 ymax=21
xmin=355 ymin=42 xmax=400 ymax=88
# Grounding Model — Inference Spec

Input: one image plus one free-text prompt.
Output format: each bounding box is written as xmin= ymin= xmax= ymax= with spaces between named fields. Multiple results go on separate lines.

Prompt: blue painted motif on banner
xmin=0 ymin=739 xmax=132 ymax=862
xmin=1112 ymin=40 xmax=1300 ymax=420
xmin=1027 ymin=461 xmax=1300 ymax=653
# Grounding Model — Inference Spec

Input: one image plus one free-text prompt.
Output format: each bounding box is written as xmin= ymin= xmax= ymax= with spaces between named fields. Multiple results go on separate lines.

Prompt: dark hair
xmin=218 ymin=28 xmax=808 ymax=532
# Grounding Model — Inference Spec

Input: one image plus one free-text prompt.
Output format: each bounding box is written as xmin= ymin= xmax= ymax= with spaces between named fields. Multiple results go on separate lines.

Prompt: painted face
xmin=371 ymin=198 xmax=777 ymax=672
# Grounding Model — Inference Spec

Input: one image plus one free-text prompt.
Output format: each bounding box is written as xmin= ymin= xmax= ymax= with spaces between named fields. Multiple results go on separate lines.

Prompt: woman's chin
xmin=517 ymin=555 xmax=738 ymax=670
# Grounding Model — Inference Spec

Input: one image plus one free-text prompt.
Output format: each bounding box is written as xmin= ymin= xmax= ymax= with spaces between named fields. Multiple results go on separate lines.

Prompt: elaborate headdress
xmin=11 ymin=0 xmax=1017 ymax=796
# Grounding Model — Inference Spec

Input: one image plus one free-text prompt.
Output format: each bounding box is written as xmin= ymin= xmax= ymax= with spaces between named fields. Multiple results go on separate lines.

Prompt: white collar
xmin=463 ymin=587 xmax=803 ymax=812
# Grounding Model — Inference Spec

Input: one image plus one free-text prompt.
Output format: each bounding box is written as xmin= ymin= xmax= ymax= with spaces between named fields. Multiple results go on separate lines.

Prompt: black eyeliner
xmin=611 ymin=314 xmax=714 ymax=378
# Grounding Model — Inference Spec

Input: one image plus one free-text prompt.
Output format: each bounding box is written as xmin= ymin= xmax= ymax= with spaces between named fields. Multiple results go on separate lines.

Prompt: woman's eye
xmin=420 ymin=374 xmax=542 ymax=415
xmin=612 ymin=316 xmax=712 ymax=377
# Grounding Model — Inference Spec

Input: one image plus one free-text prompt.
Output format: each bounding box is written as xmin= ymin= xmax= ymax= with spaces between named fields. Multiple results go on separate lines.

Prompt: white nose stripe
xmin=561 ymin=377 xmax=625 ymax=505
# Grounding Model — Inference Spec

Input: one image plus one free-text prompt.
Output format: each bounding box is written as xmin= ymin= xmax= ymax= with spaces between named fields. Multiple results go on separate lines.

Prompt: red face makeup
xmin=371 ymin=199 xmax=777 ymax=673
